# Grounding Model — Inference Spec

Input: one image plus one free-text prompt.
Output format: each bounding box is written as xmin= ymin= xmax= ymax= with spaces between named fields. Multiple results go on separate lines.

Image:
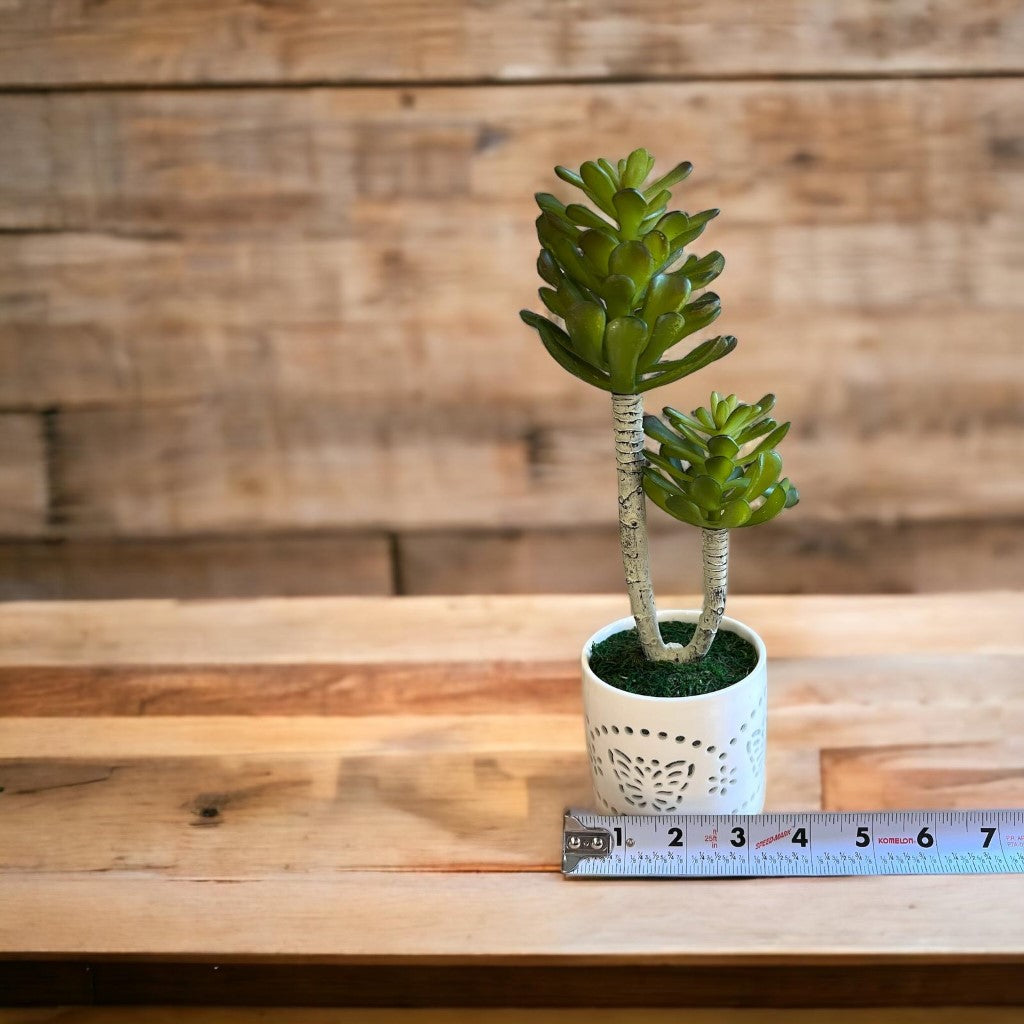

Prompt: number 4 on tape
xmin=562 ymin=809 xmax=1024 ymax=877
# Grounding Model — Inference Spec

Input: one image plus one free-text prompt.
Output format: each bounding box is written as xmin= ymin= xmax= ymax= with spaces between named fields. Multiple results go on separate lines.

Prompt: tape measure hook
xmin=563 ymin=810 xmax=613 ymax=872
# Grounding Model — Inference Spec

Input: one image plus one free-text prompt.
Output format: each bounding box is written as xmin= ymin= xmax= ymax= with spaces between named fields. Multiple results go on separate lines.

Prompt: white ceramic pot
xmin=582 ymin=609 xmax=767 ymax=815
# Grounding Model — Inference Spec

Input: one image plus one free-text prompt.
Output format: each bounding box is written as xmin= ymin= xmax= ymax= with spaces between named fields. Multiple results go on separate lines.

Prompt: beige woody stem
xmin=611 ymin=392 xmax=666 ymax=659
xmin=612 ymin=392 xmax=730 ymax=664
xmin=671 ymin=527 xmax=730 ymax=663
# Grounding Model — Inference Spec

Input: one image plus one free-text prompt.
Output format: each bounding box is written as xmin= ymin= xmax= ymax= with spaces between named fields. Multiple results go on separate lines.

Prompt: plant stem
xmin=612 ymin=392 xmax=730 ymax=664
xmin=611 ymin=392 xmax=666 ymax=659
xmin=673 ymin=528 xmax=730 ymax=663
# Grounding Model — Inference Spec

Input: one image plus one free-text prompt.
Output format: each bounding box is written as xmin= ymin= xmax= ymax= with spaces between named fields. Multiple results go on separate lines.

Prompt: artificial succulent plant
xmin=521 ymin=149 xmax=799 ymax=664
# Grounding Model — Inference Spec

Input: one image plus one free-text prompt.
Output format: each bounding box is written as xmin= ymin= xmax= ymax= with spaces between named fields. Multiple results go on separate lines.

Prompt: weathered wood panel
xmin=2 ymin=593 xmax=1020 ymax=667
xmin=2 ymin=1011 xmax=1022 ymax=1024
xmin=38 ymin=400 xmax=1023 ymax=532
xmin=2 ymin=595 xmax=1024 ymax=1004
xmin=0 ymin=413 xmax=48 ymax=536
xmin=398 ymin=519 xmax=1024 ymax=595
xmin=1 ymin=81 xmax=1021 ymax=541
xmin=822 ymin=743 xmax=1024 ymax=811
xmin=0 ymin=533 xmax=393 ymax=599
xmin=0 ymin=0 xmax=1021 ymax=86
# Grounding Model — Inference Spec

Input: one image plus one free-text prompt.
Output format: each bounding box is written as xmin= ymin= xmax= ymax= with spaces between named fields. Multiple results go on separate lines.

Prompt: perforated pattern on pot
xmin=586 ymin=705 xmax=765 ymax=815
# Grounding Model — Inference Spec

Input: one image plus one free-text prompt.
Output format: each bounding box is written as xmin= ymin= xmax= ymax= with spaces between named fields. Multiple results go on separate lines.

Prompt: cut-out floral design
xmin=707 ymin=753 xmax=738 ymax=797
xmin=607 ymin=748 xmax=693 ymax=811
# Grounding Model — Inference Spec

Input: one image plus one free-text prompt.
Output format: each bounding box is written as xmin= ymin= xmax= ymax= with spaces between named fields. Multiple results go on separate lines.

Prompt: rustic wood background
xmin=1 ymin=1 xmax=1022 ymax=599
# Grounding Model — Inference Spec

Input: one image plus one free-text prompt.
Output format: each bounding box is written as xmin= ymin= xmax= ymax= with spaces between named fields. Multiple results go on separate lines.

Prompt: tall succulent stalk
xmin=521 ymin=150 xmax=797 ymax=666
xmin=612 ymin=392 xmax=663 ymax=655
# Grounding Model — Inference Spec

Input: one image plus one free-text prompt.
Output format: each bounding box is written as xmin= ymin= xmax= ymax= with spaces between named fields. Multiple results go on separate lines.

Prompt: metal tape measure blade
xmin=563 ymin=808 xmax=1024 ymax=877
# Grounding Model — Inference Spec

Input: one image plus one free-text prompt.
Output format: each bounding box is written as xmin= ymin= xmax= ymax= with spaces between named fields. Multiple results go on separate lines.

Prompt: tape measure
xmin=562 ymin=808 xmax=1024 ymax=877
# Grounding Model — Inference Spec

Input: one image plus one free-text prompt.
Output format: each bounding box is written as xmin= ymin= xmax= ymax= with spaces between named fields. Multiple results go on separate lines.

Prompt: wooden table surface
xmin=2 ymin=592 xmax=1023 ymax=1009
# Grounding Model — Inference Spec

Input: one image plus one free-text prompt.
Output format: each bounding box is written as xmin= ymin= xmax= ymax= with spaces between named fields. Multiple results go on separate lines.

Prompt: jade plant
xmin=520 ymin=149 xmax=798 ymax=665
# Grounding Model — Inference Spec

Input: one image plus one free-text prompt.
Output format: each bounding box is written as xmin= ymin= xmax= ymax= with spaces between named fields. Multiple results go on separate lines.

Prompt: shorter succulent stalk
xmin=672 ymin=528 xmax=729 ymax=663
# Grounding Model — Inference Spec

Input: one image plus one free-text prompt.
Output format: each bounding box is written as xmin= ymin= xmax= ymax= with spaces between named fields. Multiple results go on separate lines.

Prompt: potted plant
xmin=520 ymin=149 xmax=798 ymax=815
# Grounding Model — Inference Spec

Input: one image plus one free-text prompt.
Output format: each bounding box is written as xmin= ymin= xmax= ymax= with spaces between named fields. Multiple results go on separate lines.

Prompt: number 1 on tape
xmin=562 ymin=809 xmax=1024 ymax=877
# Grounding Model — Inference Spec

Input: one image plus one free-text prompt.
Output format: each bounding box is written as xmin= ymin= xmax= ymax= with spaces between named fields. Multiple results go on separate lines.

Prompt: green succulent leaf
xmin=641 ymin=273 xmax=692 ymax=326
xmin=643 ymin=471 xmax=687 ymax=521
xmin=744 ymin=451 xmax=783 ymax=502
xmin=653 ymin=211 xmax=688 ymax=241
xmin=735 ymin=416 xmax=779 ymax=446
xmin=671 ymin=292 xmax=722 ymax=344
xmin=604 ymin=315 xmax=649 ymax=393
xmin=784 ymin=480 xmax=800 ymax=508
xmin=667 ymin=208 xmax=719 ymax=249
xmin=645 ymin=160 xmax=693 ymax=198
xmin=705 ymin=455 xmax=735 ymax=484
xmin=638 ymin=311 xmax=685 ymax=370
xmin=712 ymin=394 xmax=733 ymax=428
xmin=721 ymin=475 xmax=751 ymax=499
xmin=578 ymin=229 xmax=617 ymax=275
xmin=707 ymin=434 xmax=740 ymax=459
xmin=667 ymin=495 xmax=708 ymax=527
xmin=717 ymin=499 xmax=753 ymax=528
xmin=642 ymin=414 xmax=682 ymax=449
xmin=690 ymin=474 xmax=724 ymax=511
xmin=642 ymin=230 xmax=669 ymax=265
xmin=745 ymin=483 xmax=787 ymax=526
xmin=663 ymin=407 xmax=710 ymax=444
xmin=534 ymin=192 xmax=568 ymax=218
xmin=637 ymin=335 xmax=737 ymax=392
xmin=645 ymin=189 xmax=671 ymax=215
xmin=554 ymin=166 xmax=586 ymax=190
xmin=565 ymin=203 xmax=616 ymax=231
xmin=722 ymin=402 xmax=754 ymax=434
xmin=519 ymin=310 xmax=613 ymax=391
xmin=580 ymin=161 xmax=618 ymax=216
xmin=742 ymin=421 xmax=792 ymax=463
xmin=622 ymin=147 xmax=654 ymax=189
xmin=612 ymin=188 xmax=648 ymax=238
xmin=599 ymin=274 xmax=638 ymax=319
xmin=539 ymin=287 xmax=567 ymax=318
xmin=564 ymin=301 xmax=607 ymax=369
xmin=609 ymin=241 xmax=655 ymax=289
xmin=597 ymin=157 xmax=620 ymax=188
xmin=535 ymin=214 xmax=572 ymax=250
xmin=644 ymin=449 xmax=693 ymax=487
xmin=548 ymin=233 xmax=601 ymax=291
xmin=676 ymin=250 xmax=725 ymax=290
xmin=537 ymin=250 xmax=561 ymax=287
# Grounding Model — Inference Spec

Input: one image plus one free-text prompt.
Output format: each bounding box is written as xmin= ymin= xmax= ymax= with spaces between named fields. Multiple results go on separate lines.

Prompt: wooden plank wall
xmin=0 ymin=2 xmax=1021 ymax=598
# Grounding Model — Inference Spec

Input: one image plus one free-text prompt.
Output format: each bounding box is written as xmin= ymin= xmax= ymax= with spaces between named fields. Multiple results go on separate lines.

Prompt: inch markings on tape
xmin=562 ymin=808 xmax=1024 ymax=877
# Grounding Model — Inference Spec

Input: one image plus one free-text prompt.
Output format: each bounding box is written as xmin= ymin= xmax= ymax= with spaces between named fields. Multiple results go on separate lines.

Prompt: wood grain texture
xmin=1 ymin=80 xmax=1021 ymax=542
xmin=4 ymin=962 xmax=1024 ymax=1009
xmin=397 ymin=519 xmax=1024 ymax=595
xmin=0 ymin=533 xmax=394 ymax=599
xmin=4 ymin=870 xmax=1024 ymax=958
xmin=0 ymin=413 xmax=47 ymax=536
xmin=1 ymin=593 xmax=1021 ymax=666
xmin=0 ymin=0 xmax=1021 ymax=86
xmin=1 ymin=516 xmax=1020 ymax=600
xmin=6 ymin=1011 xmax=1024 ymax=1024
xmin=822 ymin=742 xmax=1024 ymax=811
xmin=1 ymin=593 xmax=1023 ymax=1004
